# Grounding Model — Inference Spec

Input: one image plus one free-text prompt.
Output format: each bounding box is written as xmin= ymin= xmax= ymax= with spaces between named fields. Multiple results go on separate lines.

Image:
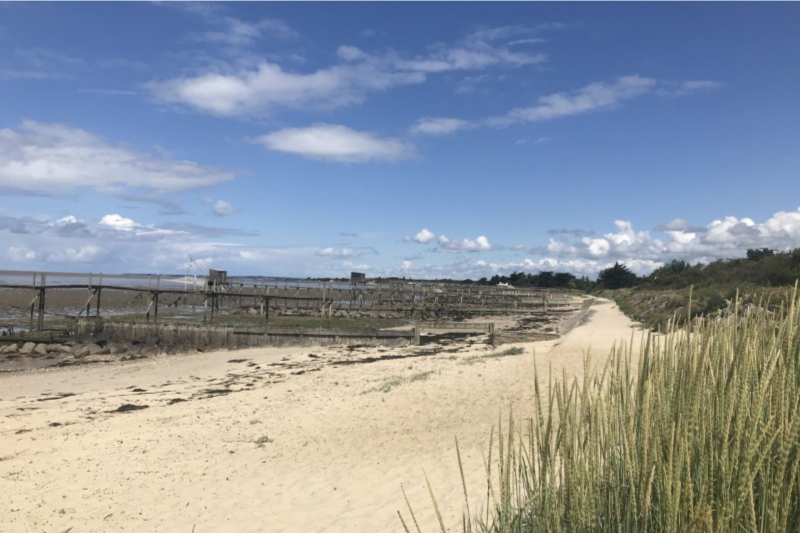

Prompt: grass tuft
xmin=255 ymin=435 xmax=273 ymax=447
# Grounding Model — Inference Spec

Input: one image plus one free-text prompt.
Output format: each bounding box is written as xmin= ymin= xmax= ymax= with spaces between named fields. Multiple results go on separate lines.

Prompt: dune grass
xmin=402 ymin=288 xmax=800 ymax=532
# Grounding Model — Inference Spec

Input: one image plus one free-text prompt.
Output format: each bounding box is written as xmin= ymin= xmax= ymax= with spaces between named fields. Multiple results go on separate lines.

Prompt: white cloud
xmin=401 ymin=260 xmax=412 ymax=270
xmin=255 ymin=124 xmax=412 ymax=163
xmin=541 ymin=208 xmax=800 ymax=271
xmin=99 ymin=214 xmax=138 ymax=231
xmin=489 ymin=75 xmax=722 ymax=127
xmin=438 ymin=234 xmax=492 ymax=252
xmin=316 ymin=247 xmax=363 ymax=258
xmin=147 ymin=27 xmax=546 ymax=118
xmin=147 ymin=57 xmax=426 ymax=117
xmin=7 ymin=246 xmax=36 ymax=262
xmin=410 ymin=117 xmax=475 ymax=136
xmin=212 ymin=200 xmax=237 ymax=216
xmin=413 ymin=228 xmax=436 ymax=244
xmin=337 ymin=45 xmax=369 ymax=62
xmin=489 ymin=75 xmax=657 ymax=127
xmin=0 ymin=121 xmax=235 ymax=195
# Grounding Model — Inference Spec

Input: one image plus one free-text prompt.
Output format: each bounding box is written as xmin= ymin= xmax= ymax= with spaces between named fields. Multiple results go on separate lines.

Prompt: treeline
xmin=481 ymin=271 xmax=594 ymax=290
xmin=597 ymin=247 xmax=800 ymax=290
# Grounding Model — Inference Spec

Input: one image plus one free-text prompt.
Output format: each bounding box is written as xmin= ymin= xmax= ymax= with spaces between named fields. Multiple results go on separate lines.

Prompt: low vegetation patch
xmin=367 ymin=370 xmax=437 ymax=394
xmin=461 ymin=346 xmax=525 ymax=365
xmin=254 ymin=435 xmax=273 ymax=447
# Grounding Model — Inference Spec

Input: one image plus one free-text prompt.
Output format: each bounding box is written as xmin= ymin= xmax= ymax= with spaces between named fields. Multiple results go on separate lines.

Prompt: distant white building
xmin=497 ymin=282 xmax=514 ymax=289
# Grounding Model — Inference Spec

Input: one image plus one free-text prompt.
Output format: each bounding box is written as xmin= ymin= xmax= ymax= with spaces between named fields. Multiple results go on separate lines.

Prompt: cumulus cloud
xmin=438 ymin=234 xmax=492 ymax=252
xmin=542 ymin=208 xmax=800 ymax=271
xmin=395 ymin=209 xmax=800 ymax=280
xmin=410 ymin=117 xmax=475 ymax=136
xmin=99 ymin=214 xmax=138 ymax=231
xmin=212 ymin=200 xmax=237 ymax=216
xmin=411 ymin=228 xmax=436 ymax=244
xmin=0 ymin=121 xmax=235 ymax=196
xmin=255 ymin=124 xmax=412 ymax=163
xmin=405 ymin=228 xmax=492 ymax=252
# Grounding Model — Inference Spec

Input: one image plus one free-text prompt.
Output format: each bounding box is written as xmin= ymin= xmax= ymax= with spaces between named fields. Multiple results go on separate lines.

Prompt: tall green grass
xmin=403 ymin=288 xmax=800 ymax=532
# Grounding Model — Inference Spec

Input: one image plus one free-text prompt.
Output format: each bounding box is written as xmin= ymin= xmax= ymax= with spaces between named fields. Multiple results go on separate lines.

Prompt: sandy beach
xmin=0 ymin=298 xmax=644 ymax=533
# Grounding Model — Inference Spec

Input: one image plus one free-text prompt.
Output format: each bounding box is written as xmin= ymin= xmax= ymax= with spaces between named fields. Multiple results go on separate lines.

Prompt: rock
xmin=59 ymin=344 xmax=73 ymax=353
xmin=144 ymin=335 xmax=159 ymax=346
xmin=63 ymin=340 xmax=77 ymax=347
xmin=95 ymin=329 xmax=113 ymax=343
xmin=33 ymin=343 xmax=48 ymax=356
xmin=1 ymin=343 xmax=19 ymax=354
xmin=82 ymin=335 xmax=98 ymax=345
xmin=108 ymin=342 xmax=130 ymax=355
xmin=73 ymin=342 xmax=102 ymax=358
xmin=88 ymin=343 xmax=105 ymax=355
xmin=46 ymin=343 xmax=63 ymax=353
xmin=20 ymin=342 xmax=37 ymax=355
xmin=72 ymin=344 xmax=90 ymax=357
xmin=139 ymin=345 xmax=161 ymax=357
xmin=248 ymin=307 xmax=260 ymax=316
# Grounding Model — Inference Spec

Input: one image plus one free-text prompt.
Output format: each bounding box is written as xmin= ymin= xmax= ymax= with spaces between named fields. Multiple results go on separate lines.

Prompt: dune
xmin=0 ymin=298 xmax=643 ymax=533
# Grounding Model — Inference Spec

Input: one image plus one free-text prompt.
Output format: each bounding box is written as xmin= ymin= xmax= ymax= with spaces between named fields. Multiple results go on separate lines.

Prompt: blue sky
xmin=1 ymin=2 xmax=799 ymax=279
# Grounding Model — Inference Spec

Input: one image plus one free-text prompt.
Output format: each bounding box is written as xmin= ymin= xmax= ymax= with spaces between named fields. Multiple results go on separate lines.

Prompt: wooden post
xmin=96 ymin=273 xmax=103 ymax=317
xmin=87 ymin=273 xmax=93 ymax=317
xmin=29 ymin=272 xmax=36 ymax=330
xmin=154 ymin=292 xmax=159 ymax=324
xmin=204 ymin=294 xmax=208 ymax=324
xmin=264 ymin=296 xmax=269 ymax=326
xmin=37 ymin=273 xmax=46 ymax=330
xmin=260 ymin=296 xmax=265 ymax=323
xmin=414 ymin=323 xmax=420 ymax=345
xmin=489 ymin=323 xmax=495 ymax=347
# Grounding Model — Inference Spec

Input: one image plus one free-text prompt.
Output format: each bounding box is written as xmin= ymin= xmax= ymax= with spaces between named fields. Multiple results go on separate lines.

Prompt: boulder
xmin=33 ymin=343 xmax=48 ymax=356
xmin=139 ymin=345 xmax=161 ymax=357
xmin=19 ymin=342 xmax=37 ymax=355
xmin=1 ymin=343 xmax=19 ymax=354
xmin=108 ymin=342 xmax=130 ymax=355
xmin=46 ymin=343 xmax=63 ymax=353
xmin=144 ymin=335 xmax=159 ymax=346
xmin=73 ymin=342 xmax=102 ymax=358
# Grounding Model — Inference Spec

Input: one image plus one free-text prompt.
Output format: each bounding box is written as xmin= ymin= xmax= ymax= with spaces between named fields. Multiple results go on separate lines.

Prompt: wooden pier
xmin=0 ymin=270 xmax=581 ymax=335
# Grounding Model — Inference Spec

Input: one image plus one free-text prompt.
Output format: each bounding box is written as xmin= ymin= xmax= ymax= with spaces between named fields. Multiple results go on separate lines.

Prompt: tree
xmin=597 ymin=262 xmax=639 ymax=289
xmin=746 ymin=248 xmax=775 ymax=261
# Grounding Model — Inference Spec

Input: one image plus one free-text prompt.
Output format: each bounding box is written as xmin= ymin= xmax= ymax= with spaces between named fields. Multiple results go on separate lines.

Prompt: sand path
xmin=0 ymin=298 xmax=642 ymax=533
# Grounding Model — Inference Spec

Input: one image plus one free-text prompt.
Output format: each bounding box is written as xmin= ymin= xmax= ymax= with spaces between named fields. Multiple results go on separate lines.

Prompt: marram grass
xmin=402 ymin=288 xmax=800 ymax=533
